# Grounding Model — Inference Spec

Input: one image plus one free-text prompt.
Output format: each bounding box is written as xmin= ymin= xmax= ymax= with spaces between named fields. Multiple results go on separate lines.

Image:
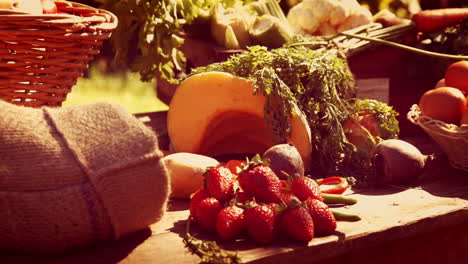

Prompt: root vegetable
xmin=412 ymin=8 xmax=468 ymax=33
xmin=262 ymin=143 xmax=305 ymax=179
xmin=372 ymin=139 xmax=427 ymax=186
xmin=374 ymin=10 xmax=412 ymax=27
xmin=162 ymin=152 xmax=219 ymax=199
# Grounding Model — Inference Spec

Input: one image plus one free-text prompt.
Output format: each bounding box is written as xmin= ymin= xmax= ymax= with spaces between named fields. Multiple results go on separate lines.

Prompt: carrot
xmin=375 ymin=15 xmax=411 ymax=28
xmin=412 ymin=8 xmax=468 ymax=33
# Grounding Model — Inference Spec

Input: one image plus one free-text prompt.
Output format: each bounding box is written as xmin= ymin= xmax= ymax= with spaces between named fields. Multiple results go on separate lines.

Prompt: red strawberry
xmin=216 ymin=205 xmax=245 ymax=240
xmin=225 ymin=159 xmax=246 ymax=175
xmin=280 ymin=180 xmax=288 ymax=189
xmin=290 ymin=176 xmax=323 ymax=202
xmin=305 ymin=199 xmax=337 ymax=235
xmin=238 ymin=156 xmax=282 ymax=203
xmin=205 ymin=166 xmax=235 ymax=202
xmin=266 ymin=202 xmax=280 ymax=215
xmin=244 ymin=204 xmax=276 ymax=244
xmin=189 ymin=189 xmax=210 ymax=221
xmin=266 ymin=202 xmax=283 ymax=238
xmin=279 ymin=203 xmax=314 ymax=242
xmin=195 ymin=197 xmax=223 ymax=232
xmin=278 ymin=192 xmax=299 ymax=206
xmin=233 ymin=191 xmax=252 ymax=204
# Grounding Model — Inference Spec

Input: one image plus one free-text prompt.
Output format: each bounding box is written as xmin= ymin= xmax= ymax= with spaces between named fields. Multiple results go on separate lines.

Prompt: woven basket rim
xmin=0 ymin=1 xmax=118 ymax=31
xmin=407 ymin=104 xmax=468 ymax=140
xmin=0 ymin=0 xmax=118 ymax=108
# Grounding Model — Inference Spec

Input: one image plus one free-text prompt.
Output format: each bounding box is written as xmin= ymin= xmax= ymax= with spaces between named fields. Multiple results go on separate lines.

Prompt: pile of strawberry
xmin=189 ymin=155 xmax=342 ymax=244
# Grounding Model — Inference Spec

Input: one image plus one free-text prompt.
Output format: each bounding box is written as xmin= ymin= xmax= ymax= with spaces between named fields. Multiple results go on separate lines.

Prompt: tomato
xmin=41 ymin=0 xmax=58 ymax=14
xmin=445 ymin=61 xmax=468 ymax=94
xmin=419 ymin=87 xmax=467 ymax=124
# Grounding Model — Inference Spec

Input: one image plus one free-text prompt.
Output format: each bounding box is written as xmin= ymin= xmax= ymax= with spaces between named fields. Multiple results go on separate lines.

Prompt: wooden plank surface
xmin=2 ymin=112 xmax=468 ymax=264
xmin=3 ymin=167 xmax=467 ymax=264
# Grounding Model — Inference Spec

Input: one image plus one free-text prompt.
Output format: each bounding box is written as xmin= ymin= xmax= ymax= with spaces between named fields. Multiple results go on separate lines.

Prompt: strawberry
xmin=290 ymin=175 xmax=323 ymax=202
xmin=279 ymin=203 xmax=314 ymax=242
xmin=278 ymin=192 xmax=299 ymax=206
xmin=280 ymin=179 xmax=288 ymax=189
xmin=266 ymin=202 xmax=283 ymax=238
xmin=233 ymin=191 xmax=252 ymax=204
xmin=189 ymin=189 xmax=210 ymax=221
xmin=224 ymin=159 xmax=246 ymax=175
xmin=195 ymin=197 xmax=223 ymax=233
xmin=205 ymin=166 xmax=235 ymax=202
xmin=305 ymin=199 xmax=337 ymax=235
xmin=244 ymin=204 xmax=276 ymax=244
xmin=216 ymin=205 xmax=245 ymax=240
xmin=238 ymin=155 xmax=282 ymax=203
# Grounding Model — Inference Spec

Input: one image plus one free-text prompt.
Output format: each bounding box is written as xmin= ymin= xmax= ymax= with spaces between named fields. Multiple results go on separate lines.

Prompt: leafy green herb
xmin=190 ymin=45 xmax=360 ymax=176
xmin=184 ymin=217 xmax=241 ymax=264
xmin=95 ymin=0 xmax=217 ymax=82
xmin=348 ymin=98 xmax=400 ymax=140
xmin=96 ymin=0 xmax=255 ymax=82
xmin=190 ymin=43 xmax=400 ymax=180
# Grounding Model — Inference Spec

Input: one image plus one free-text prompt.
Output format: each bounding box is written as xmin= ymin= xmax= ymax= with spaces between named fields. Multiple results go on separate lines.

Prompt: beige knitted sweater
xmin=0 ymin=101 xmax=170 ymax=253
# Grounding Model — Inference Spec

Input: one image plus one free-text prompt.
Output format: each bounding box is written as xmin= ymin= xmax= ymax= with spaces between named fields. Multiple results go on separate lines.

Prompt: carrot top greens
xmin=190 ymin=44 xmax=398 ymax=179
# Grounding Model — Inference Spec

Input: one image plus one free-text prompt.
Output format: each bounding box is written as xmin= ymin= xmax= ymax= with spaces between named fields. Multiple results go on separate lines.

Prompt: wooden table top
xmin=2 ymin=111 xmax=468 ymax=264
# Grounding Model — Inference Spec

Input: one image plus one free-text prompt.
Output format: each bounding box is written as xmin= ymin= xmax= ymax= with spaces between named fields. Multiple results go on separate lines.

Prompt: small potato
xmin=162 ymin=153 xmax=219 ymax=199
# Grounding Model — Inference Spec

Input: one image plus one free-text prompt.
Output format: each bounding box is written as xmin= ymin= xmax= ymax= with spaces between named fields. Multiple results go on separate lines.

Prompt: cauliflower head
xmin=287 ymin=0 xmax=372 ymax=36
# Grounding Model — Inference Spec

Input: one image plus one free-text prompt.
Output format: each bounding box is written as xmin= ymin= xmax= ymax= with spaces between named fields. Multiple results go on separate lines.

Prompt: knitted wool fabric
xmin=0 ymin=100 xmax=170 ymax=253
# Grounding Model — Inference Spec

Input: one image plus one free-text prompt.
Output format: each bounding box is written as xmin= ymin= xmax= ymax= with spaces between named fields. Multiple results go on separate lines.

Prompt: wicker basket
xmin=0 ymin=1 xmax=117 ymax=107
xmin=408 ymin=104 xmax=468 ymax=172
